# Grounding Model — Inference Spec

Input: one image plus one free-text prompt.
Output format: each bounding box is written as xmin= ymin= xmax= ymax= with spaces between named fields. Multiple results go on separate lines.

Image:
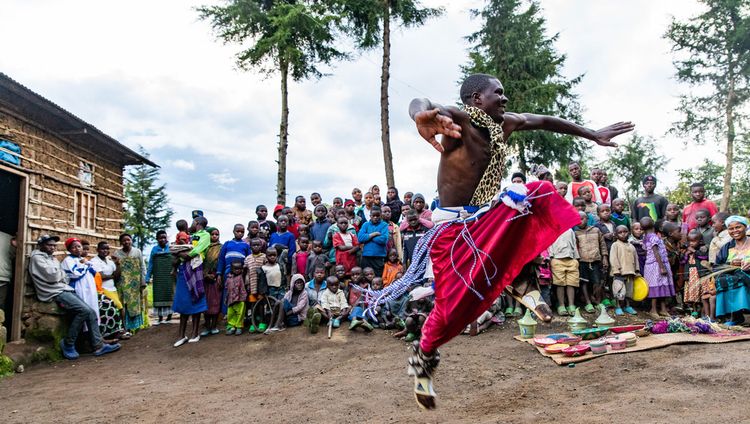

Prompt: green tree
xmin=124 ymin=148 xmax=174 ymax=251
xmin=665 ymin=0 xmax=750 ymax=210
xmin=197 ymin=0 xmax=347 ymax=204
xmin=602 ymin=133 xmax=669 ymax=204
xmin=332 ymin=0 xmax=442 ymax=188
xmin=462 ymin=0 xmax=584 ymax=174
xmin=665 ymin=159 xmax=724 ymax=206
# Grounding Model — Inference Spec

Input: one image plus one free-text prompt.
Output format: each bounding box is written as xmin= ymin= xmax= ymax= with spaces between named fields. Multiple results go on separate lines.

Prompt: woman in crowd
xmin=113 ymin=233 xmax=148 ymax=332
xmin=714 ymin=216 xmax=750 ymax=325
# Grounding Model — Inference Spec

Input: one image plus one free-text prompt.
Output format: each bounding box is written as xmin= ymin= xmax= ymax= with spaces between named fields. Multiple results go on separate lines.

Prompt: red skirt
xmin=420 ymin=181 xmax=580 ymax=353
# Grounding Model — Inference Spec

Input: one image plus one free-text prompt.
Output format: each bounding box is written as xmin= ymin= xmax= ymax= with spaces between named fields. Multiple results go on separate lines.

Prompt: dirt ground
xmin=1 ymin=316 xmax=748 ymax=424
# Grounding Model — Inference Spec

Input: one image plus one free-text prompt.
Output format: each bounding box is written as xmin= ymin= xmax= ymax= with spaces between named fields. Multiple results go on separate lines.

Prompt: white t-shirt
xmin=0 ymin=231 xmax=12 ymax=283
xmin=89 ymin=255 xmax=117 ymax=291
xmin=262 ymin=263 xmax=282 ymax=288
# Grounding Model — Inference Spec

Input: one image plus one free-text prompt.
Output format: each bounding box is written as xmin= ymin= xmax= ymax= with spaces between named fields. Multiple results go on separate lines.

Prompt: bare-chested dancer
xmin=405 ymin=73 xmax=633 ymax=409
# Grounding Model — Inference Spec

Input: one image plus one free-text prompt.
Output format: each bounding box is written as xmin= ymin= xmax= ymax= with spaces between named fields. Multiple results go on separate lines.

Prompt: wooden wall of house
xmin=0 ymin=110 xmax=126 ymax=256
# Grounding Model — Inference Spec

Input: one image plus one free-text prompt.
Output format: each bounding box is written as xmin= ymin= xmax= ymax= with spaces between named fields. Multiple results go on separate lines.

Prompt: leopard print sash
xmin=462 ymin=105 xmax=510 ymax=206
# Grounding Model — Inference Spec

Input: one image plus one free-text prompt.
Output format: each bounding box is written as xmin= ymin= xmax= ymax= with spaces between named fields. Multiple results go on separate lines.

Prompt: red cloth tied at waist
xmin=421 ymin=180 xmax=580 ymax=353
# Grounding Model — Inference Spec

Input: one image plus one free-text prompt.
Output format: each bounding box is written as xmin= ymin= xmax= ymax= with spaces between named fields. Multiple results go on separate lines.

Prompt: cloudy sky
xmin=1 ymin=0 xmax=719 ymax=238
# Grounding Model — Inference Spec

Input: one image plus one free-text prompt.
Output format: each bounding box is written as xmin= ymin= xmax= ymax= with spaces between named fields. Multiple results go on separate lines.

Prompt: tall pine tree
xmin=123 ymin=148 xmax=174 ymax=251
xmin=332 ymin=0 xmax=443 ymax=188
xmin=462 ymin=0 xmax=583 ymax=174
xmin=665 ymin=0 xmax=750 ymax=210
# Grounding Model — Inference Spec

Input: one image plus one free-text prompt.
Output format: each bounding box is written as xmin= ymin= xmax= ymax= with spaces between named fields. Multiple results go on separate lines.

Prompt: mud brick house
xmin=0 ymin=73 xmax=155 ymax=344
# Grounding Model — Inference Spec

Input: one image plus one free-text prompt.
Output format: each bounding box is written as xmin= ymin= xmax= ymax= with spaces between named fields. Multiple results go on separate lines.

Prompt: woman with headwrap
xmin=714 ymin=215 xmax=750 ymax=325
xmin=385 ymin=187 xmax=404 ymax=224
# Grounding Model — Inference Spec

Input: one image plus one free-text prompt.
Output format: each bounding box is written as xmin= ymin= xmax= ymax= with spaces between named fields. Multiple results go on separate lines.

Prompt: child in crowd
xmin=695 ymin=209 xmax=714 ymax=246
xmin=244 ymin=238 xmax=266 ymax=333
xmin=332 ymin=197 xmax=343 ymax=209
xmin=332 ymin=216 xmax=360 ymax=276
xmin=344 ymin=199 xmax=363 ymax=231
xmin=334 ymin=264 xmax=351 ymax=293
xmin=578 ymin=186 xmax=598 ymax=216
xmin=316 ymin=276 xmax=349 ymax=331
xmin=258 ymin=247 xmax=286 ymax=302
xmin=394 ymin=286 xmax=434 ymax=342
xmin=306 ymin=240 xmax=328 ymax=280
xmin=348 ymin=276 xmax=375 ymax=332
xmin=641 ymin=217 xmax=675 ymax=319
xmin=536 ymin=249 xmax=553 ymax=306
xmin=202 ymin=227 xmax=223 ymax=336
xmin=662 ymin=222 xmax=684 ymax=307
xmin=255 ymin=205 xmax=276 ymax=240
xmin=555 ymin=181 xmax=568 ymax=198
xmin=610 ymin=198 xmax=630 ymax=229
xmin=399 ymin=193 xmax=434 ymax=231
xmin=382 ymin=248 xmax=403 ymax=287
xmin=305 ymin=266 xmax=328 ymax=309
xmin=682 ymin=183 xmax=718 ymax=231
xmin=549 ymin=228 xmax=579 ymax=316
xmin=310 ymin=204 xmax=331 ymax=243
xmin=565 ymin=162 xmax=600 ymax=204
xmin=282 ymin=207 xmax=300 ymax=238
xmin=401 ymin=209 xmax=429 ymax=268
xmin=348 ymin=267 xmax=369 ymax=310
xmin=175 ymin=219 xmax=191 ymax=245
xmin=265 ymin=274 xmax=308 ymax=334
xmin=297 ymin=224 xmax=310 ymax=245
xmin=609 ymin=225 xmax=639 ymax=316
xmin=291 ymin=236 xmax=310 ymax=277
xmin=270 ymin=215 xmax=296 ymax=274
xmin=573 ymin=197 xmax=597 ymax=226
xmin=682 ymin=230 xmax=709 ymax=317
xmin=381 ymin=205 xmax=404 ymax=262
xmin=594 ymin=204 xmax=616 ymax=309
xmin=81 ymin=240 xmax=91 ymax=259
xmin=224 ymin=260 xmax=248 ymax=335
xmin=630 ymin=222 xmax=647 ymax=272
xmin=664 ymin=203 xmax=684 ymax=233
xmin=575 ymin=211 xmax=608 ymax=312
xmin=706 ymin=212 xmax=730 ymax=321
xmin=246 ymin=220 xmax=268 ymax=251
xmin=363 ymin=267 xmax=375 ymax=286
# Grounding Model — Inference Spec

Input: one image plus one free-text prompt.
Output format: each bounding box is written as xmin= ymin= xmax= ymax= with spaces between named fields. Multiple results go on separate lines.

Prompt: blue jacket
xmin=270 ymin=231 xmax=296 ymax=263
xmin=217 ymin=239 xmax=252 ymax=277
xmin=357 ymin=219 xmax=389 ymax=257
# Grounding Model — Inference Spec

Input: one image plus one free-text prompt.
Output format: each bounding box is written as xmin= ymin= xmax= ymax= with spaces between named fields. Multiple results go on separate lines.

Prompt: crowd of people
xmin=29 ymin=167 xmax=750 ymax=358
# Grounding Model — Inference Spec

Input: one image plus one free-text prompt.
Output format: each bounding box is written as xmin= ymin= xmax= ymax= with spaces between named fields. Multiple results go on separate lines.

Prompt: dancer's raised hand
xmin=414 ymin=108 xmax=462 ymax=153
xmin=591 ymin=121 xmax=635 ymax=147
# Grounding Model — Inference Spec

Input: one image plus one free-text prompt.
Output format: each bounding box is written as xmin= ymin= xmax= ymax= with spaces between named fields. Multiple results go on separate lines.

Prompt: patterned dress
xmin=113 ymin=248 xmax=147 ymax=331
xmin=643 ymin=233 xmax=675 ymax=298
xmin=683 ymin=249 xmax=708 ymax=303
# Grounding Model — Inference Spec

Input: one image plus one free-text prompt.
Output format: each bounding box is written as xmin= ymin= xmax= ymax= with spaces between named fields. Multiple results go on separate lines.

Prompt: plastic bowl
xmin=544 ymin=343 xmax=570 ymax=354
xmin=546 ymin=333 xmax=569 ymax=341
xmin=562 ymin=344 xmax=590 ymax=357
xmin=610 ymin=324 xmax=645 ymax=334
xmin=573 ymin=327 xmax=610 ymax=340
xmin=533 ymin=337 xmax=557 ymax=347
xmin=609 ymin=337 xmax=628 ymax=350
xmin=556 ymin=336 xmax=583 ymax=346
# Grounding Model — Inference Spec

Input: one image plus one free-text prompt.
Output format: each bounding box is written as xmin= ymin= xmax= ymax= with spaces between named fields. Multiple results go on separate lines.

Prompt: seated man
xmin=29 ymin=235 xmax=120 ymax=359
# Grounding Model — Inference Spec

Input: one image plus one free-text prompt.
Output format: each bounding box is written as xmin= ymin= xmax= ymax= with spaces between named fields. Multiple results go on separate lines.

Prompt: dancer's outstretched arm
xmin=502 ymin=112 xmax=635 ymax=147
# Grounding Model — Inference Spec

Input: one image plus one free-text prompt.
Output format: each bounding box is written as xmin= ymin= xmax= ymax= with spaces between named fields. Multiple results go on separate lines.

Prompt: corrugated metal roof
xmin=0 ymin=72 xmax=158 ymax=167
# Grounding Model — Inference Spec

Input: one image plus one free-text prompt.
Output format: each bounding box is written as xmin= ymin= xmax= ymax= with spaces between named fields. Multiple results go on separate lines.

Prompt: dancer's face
xmin=475 ymin=78 xmax=508 ymax=123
